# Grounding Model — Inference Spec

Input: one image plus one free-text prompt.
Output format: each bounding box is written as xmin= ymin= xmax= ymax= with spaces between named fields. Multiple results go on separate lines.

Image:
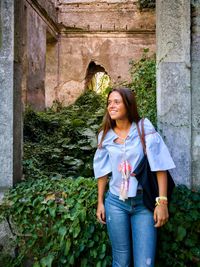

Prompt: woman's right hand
xmin=96 ymin=202 xmax=106 ymax=224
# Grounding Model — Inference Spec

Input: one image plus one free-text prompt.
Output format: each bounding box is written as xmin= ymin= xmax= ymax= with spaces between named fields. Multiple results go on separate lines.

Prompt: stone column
xmin=191 ymin=0 xmax=200 ymax=187
xmin=0 ymin=0 xmax=22 ymax=194
xmin=156 ymin=0 xmax=191 ymax=186
xmin=0 ymin=0 xmax=17 ymax=254
xmin=0 ymin=0 xmax=15 ymax=192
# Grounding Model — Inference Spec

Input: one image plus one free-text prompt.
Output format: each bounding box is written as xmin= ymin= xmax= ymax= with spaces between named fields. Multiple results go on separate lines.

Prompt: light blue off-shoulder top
xmin=93 ymin=118 xmax=176 ymax=197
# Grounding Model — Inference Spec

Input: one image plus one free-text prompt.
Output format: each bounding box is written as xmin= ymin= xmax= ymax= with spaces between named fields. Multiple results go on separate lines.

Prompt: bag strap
xmin=136 ymin=118 xmax=147 ymax=155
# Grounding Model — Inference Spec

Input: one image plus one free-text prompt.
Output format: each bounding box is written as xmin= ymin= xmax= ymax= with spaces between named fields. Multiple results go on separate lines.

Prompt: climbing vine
xmin=0 ymin=177 xmax=111 ymax=267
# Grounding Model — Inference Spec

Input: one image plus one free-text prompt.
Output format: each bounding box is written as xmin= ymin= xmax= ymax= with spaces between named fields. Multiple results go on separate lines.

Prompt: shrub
xmin=23 ymin=90 xmax=106 ymax=180
xmin=0 ymin=177 xmax=111 ymax=267
xmin=157 ymin=185 xmax=200 ymax=267
xmin=0 ymin=180 xmax=199 ymax=267
xmin=129 ymin=49 xmax=157 ymax=126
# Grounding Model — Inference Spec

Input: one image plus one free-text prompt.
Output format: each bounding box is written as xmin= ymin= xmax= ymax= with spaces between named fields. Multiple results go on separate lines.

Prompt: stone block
xmin=156 ymin=0 xmax=190 ymax=64
xmin=0 ymin=220 xmax=14 ymax=257
xmin=192 ymin=2 xmax=200 ymax=60
xmin=157 ymin=62 xmax=191 ymax=186
xmin=0 ymin=192 xmax=15 ymax=257
xmin=191 ymin=61 xmax=200 ymax=187
xmin=192 ymin=131 xmax=200 ymax=187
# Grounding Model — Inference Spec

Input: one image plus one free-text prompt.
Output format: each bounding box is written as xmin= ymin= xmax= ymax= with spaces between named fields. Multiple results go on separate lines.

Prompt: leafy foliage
xmin=138 ymin=0 xmax=155 ymax=9
xmin=129 ymin=49 xmax=157 ymax=126
xmin=156 ymin=185 xmax=200 ymax=267
xmin=0 ymin=177 xmax=111 ymax=267
xmin=0 ymin=181 xmax=199 ymax=267
xmin=23 ymin=90 xmax=106 ymax=179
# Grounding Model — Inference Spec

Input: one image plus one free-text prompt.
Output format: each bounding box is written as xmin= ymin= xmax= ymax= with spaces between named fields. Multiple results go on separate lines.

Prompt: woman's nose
xmin=109 ymin=102 xmax=115 ymax=108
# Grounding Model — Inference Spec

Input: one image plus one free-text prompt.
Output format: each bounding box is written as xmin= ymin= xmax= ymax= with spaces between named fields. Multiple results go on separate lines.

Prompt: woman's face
xmin=107 ymin=91 xmax=128 ymax=121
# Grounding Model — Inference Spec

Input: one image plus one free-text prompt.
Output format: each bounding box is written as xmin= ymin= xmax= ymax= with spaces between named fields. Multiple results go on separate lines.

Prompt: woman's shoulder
xmin=97 ymin=128 xmax=115 ymax=146
xmin=141 ymin=118 xmax=156 ymax=135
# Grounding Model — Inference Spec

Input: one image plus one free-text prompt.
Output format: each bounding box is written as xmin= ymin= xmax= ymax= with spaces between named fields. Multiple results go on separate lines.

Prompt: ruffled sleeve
xmin=93 ymin=131 xmax=112 ymax=178
xmin=144 ymin=118 xmax=176 ymax=171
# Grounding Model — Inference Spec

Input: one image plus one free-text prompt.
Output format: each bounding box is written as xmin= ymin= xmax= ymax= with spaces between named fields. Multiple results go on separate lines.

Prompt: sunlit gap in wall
xmin=87 ymin=72 xmax=110 ymax=94
xmin=85 ymin=61 xmax=111 ymax=95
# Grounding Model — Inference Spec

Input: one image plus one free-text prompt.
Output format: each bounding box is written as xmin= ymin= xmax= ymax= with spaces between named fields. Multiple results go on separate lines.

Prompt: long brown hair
xmin=99 ymin=87 xmax=140 ymax=147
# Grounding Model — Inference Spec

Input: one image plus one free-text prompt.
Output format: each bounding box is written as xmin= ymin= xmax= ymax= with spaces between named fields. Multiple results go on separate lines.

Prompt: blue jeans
xmin=105 ymin=191 xmax=157 ymax=267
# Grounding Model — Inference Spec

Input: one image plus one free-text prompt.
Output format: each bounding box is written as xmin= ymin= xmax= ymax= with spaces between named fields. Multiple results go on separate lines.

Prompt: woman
xmin=93 ymin=88 xmax=175 ymax=267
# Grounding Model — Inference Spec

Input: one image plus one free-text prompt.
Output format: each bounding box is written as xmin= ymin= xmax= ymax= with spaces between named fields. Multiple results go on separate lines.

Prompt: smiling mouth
xmin=109 ymin=111 xmax=117 ymax=115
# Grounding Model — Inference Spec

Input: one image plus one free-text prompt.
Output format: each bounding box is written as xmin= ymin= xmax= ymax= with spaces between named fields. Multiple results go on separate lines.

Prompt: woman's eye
xmin=107 ymin=100 xmax=122 ymax=106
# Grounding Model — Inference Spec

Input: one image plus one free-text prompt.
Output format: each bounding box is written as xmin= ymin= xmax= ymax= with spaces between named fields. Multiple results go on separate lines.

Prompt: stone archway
xmin=85 ymin=61 xmax=110 ymax=93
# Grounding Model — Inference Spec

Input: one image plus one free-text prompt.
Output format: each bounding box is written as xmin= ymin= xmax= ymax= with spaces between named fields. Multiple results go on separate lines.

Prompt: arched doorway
xmin=85 ymin=61 xmax=111 ymax=94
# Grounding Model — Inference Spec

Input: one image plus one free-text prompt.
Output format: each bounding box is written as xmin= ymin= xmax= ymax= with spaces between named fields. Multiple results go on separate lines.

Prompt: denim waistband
xmin=105 ymin=189 xmax=144 ymax=210
xmin=107 ymin=189 xmax=143 ymax=200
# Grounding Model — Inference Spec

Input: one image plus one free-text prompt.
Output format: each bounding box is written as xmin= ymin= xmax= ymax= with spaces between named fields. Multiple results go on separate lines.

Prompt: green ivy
xmin=23 ymin=90 xmax=106 ymax=180
xmin=129 ymin=49 xmax=157 ymax=126
xmin=0 ymin=180 xmax=199 ymax=267
xmin=156 ymin=185 xmax=200 ymax=267
xmin=0 ymin=177 xmax=111 ymax=267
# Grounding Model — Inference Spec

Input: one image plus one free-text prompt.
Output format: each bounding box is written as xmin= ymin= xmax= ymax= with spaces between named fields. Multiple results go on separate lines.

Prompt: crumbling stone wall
xmin=45 ymin=33 xmax=59 ymax=107
xmin=26 ymin=5 xmax=47 ymax=110
xmin=16 ymin=0 xmax=156 ymax=108
xmin=56 ymin=0 xmax=155 ymax=105
xmin=20 ymin=0 xmax=59 ymax=110
xmin=57 ymin=33 xmax=155 ymax=105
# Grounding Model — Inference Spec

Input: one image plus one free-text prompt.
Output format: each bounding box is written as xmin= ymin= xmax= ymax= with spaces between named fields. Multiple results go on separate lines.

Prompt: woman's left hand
xmin=154 ymin=205 xmax=169 ymax=228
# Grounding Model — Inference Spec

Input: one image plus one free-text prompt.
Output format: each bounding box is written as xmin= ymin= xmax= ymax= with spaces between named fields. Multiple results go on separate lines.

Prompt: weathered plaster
xmin=57 ymin=32 xmax=155 ymax=105
xmin=26 ymin=4 xmax=46 ymax=110
xmin=45 ymin=36 xmax=59 ymax=107
xmin=21 ymin=0 xmax=59 ymax=110
xmin=58 ymin=1 xmax=155 ymax=33
xmin=19 ymin=0 xmax=155 ymax=108
xmin=51 ymin=0 xmax=156 ymax=106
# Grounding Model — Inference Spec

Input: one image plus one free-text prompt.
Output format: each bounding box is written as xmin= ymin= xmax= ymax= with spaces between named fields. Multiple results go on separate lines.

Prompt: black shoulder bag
xmin=133 ymin=118 xmax=175 ymax=212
